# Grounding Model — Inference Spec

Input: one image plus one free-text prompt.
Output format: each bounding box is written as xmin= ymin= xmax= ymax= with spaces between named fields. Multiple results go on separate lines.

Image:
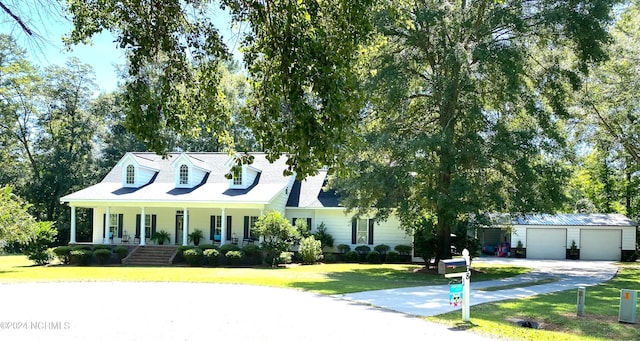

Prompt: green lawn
xmin=0 ymin=255 xmax=528 ymax=294
xmin=429 ymin=265 xmax=640 ymax=341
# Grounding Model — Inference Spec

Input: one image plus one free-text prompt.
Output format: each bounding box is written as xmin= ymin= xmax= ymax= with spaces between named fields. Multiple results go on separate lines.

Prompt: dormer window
xmin=179 ymin=164 xmax=189 ymax=185
xmin=233 ymin=169 xmax=243 ymax=186
xmin=126 ymin=165 xmax=135 ymax=184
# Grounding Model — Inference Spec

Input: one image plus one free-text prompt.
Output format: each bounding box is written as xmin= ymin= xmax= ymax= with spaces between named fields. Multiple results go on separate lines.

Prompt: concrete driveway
xmin=340 ymin=258 xmax=618 ymax=316
xmin=0 ymin=282 xmax=496 ymax=341
xmin=0 ymin=259 xmax=616 ymax=341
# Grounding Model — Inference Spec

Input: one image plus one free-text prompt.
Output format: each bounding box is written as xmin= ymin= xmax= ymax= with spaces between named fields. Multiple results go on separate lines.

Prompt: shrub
xmin=53 ymin=246 xmax=72 ymax=264
xmin=344 ymin=251 xmax=359 ymax=263
xmin=72 ymin=245 xmax=92 ymax=251
xmin=337 ymin=244 xmax=351 ymax=253
xmin=278 ymin=251 xmax=293 ymax=265
xmin=299 ymin=236 xmax=323 ymax=264
xmin=312 ymin=222 xmax=334 ymax=249
xmin=23 ymin=221 xmax=57 ymax=266
xmin=323 ymin=253 xmax=337 ymax=263
xmin=374 ymin=244 xmax=390 ymax=254
xmin=294 ymin=218 xmax=311 ymax=238
xmin=225 ymin=250 xmax=243 ymax=265
xmin=177 ymin=245 xmax=194 ymax=255
xmin=255 ymin=211 xmax=300 ymax=263
xmin=70 ymin=249 xmax=92 ymax=265
xmin=367 ymin=250 xmax=382 ymax=264
xmin=220 ymin=243 xmax=241 ymax=255
xmin=92 ymin=244 xmax=112 ymax=251
xmin=204 ymin=248 xmax=220 ymax=266
xmin=385 ymin=251 xmax=400 ymax=263
xmin=198 ymin=244 xmax=218 ymax=251
xmin=355 ymin=245 xmax=371 ymax=255
xmin=394 ymin=244 xmax=413 ymax=255
xmin=242 ymin=244 xmax=262 ymax=265
xmin=115 ymin=246 xmax=128 ymax=261
xmin=94 ymin=248 xmax=112 ymax=265
xmin=183 ymin=248 xmax=204 ymax=267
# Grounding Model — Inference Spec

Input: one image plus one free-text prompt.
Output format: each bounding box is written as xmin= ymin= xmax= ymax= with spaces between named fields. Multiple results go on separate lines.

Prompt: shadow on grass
xmin=287 ymin=266 xmax=469 ymax=294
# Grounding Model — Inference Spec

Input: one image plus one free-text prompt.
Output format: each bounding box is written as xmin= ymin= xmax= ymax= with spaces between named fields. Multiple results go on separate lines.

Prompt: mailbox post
xmin=438 ymin=248 xmax=472 ymax=322
xmin=462 ymin=249 xmax=471 ymax=322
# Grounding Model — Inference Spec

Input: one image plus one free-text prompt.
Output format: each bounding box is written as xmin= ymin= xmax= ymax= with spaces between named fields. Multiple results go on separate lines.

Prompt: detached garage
xmin=510 ymin=214 xmax=637 ymax=261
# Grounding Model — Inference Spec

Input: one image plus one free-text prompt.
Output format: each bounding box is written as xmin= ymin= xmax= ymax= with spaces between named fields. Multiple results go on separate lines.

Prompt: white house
xmin=60 ymin=152 xmax=413 ymax=251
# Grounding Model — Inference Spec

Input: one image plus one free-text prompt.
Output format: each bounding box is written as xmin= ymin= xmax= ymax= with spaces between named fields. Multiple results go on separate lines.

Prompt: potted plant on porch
xmin=188 ymin=229 xmax=204 ymax=246
xmin=150 ymin=230 xmax=171 ymax=245
xmin=515 ymin=240 xmax=525 ymax=258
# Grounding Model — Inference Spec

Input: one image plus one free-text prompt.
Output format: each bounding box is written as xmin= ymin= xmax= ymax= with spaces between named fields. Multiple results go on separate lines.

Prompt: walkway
xmin=339 ymin=258 xmax=618 ymax=316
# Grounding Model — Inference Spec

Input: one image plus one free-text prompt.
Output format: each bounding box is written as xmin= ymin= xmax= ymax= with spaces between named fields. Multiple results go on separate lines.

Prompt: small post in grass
xmin=577 ymin=287 xmax=586 ymax=316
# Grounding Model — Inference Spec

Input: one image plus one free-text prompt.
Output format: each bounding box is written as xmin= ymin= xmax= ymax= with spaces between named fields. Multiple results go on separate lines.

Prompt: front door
xmin=175 ymin=212 xmax=184 ymax=245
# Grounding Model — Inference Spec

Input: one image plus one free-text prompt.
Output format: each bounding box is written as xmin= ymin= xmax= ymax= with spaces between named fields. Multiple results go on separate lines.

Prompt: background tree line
xmin=0 ymin=1 xmax=638 ymax=262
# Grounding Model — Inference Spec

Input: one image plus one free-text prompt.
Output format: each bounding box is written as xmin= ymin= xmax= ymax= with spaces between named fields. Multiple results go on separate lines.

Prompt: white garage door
xmin=526 ymin=228 xmax=566 ymax=259
xmin=580 ymin=229 xmax=622 ymax=261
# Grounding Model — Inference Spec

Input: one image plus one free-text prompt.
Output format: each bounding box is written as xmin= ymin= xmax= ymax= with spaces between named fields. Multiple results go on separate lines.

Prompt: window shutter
xmin=135 ymin=215 xmax=141 ymax=238
xmin=368 ymin=219 xmax=374 ymax=245
xmin=103 ymin=214 xmax=106 ymax=239
xmin=210 ymin=216 xmax=215 ymax=240
xmin=243 ymin=216 xmax=249 ymax=240
xmin=351 ymin=218 xmax=357 ymax=244
xmin=118 ymin=214 xmax=124 ymax=238
xmin=151 ymin=215 xmax=157 ymax=235
xmin=226 ymin=216 xmax=232 ymax=241
xmin=306 ymin=218 xmax=312 ymax=230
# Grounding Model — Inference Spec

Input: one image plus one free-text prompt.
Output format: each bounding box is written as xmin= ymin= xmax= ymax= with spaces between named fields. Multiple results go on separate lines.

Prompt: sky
xmin=1 ymin=3 xmax=241 ymax=95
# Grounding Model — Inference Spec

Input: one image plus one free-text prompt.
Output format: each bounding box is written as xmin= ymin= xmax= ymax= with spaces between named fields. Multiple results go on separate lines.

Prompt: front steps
xmin=122 ymin=245 xmax=178 ymax=265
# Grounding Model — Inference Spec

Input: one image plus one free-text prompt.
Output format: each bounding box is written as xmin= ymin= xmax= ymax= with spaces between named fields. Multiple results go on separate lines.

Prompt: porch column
xmin=182 ymin=207 xmax=188 ymax=246
xmin=220 ymin=208 xmax=227 ymax=245
xmin=259 ymin=209 xmax=264 ymax=244
xmin=140 ymin=207 xmax=146 ymax=246
xmin=104 ymin=207 xmax=111 ymax=244
xmin=70 ymin=206 xmax=77 ymax=244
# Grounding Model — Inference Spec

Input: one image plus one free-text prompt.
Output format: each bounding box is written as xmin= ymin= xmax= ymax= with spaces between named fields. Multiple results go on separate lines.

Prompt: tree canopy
xmin=332 ymin=0 xmax=621 ymax=260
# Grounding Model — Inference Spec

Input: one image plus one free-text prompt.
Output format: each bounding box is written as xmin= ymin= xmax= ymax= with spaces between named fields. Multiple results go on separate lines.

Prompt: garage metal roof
xmin=514 ymin=213 xmax=638 ymax=227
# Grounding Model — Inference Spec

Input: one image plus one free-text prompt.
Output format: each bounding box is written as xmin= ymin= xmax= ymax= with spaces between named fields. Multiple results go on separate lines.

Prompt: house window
xmin=210 ymin=215 xmax=222 ymax=241
xmin=357 ymin=219 xmax=368 ymax=244
xmin=126 ymin=165 xmax=135 ymax=184
xmin=179 ymin=164 xmax=189 ymax=185
xmin=144 ymin=214 xmax=152 ymax=238
xmin=244 ymin=215 xmax=259 ymax=240
xmin=233 ymin=169 xmax=243 ymax=185
xmin=250 ymin=216 xmax=258 ymax=240
xmin=109 ymin=213 xmax=119 ymax=238
xmin=352 ymin=218 xmax=374 ymax=245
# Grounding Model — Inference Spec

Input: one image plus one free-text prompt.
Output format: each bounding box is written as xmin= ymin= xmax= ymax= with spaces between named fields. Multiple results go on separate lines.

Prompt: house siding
xmin=265 ymin=190 xmax=288 ymax=214
xmin=305 ymin=209 xmax=412 ymax=252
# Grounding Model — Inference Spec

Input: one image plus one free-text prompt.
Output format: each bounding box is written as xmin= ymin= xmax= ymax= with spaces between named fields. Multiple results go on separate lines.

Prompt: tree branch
xmin=0 ymin=1 xmax=33 ymax=36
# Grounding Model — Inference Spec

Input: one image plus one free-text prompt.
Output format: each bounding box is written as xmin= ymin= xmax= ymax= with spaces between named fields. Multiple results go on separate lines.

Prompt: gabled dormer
xmin=225 ymin=154 xmax=261 ymax=190
xmin=117 ymin=153 xmax=160 ymax=188
xmin=171 ymin=153 xmax=211 ymax=188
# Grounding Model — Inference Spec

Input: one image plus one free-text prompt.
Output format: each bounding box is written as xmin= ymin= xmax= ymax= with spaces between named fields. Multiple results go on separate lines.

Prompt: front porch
xmin=68 ymin=205 xmax=267 ymax=247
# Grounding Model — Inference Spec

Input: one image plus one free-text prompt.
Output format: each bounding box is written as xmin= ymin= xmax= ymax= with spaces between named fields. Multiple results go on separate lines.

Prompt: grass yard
xmin=0 ymin=255 xmax=528 ymax=295
xmin=429 ymin=265 xmax=640 ymax=341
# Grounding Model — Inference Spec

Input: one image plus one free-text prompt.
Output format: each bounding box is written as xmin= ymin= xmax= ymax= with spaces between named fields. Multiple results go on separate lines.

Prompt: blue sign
xmin=449 ymin=283 xmax=464 ymax=307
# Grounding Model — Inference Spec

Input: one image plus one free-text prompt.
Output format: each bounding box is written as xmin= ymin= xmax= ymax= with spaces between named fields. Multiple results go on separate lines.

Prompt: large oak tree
xmin=333 ymin=0 xmax=621 ymax=261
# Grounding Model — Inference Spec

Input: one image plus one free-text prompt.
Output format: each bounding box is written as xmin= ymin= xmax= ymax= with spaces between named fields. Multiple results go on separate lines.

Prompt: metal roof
xmin=514 ymin=213 xmax=638 ymax=226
